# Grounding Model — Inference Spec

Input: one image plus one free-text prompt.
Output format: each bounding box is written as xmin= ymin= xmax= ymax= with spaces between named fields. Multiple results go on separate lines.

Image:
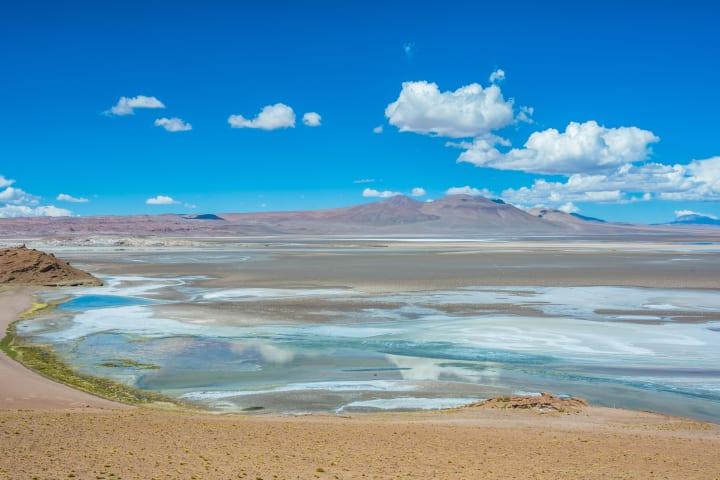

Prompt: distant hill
xmin=527 ymin=208 xmax=607 ymax=231
xmin=570 ymin=213 xmax=606 ymax=223
xmin=183 ymin=214 xmax=226 ymax=221
xmin=0 ymin=194 xmax=710 ymax=237
xmin=667 ymin=213 xmax=720 ymax=226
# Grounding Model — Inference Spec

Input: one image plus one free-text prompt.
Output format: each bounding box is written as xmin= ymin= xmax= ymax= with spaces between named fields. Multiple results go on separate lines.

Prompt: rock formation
xmin=0 ymin=246 xmax=102 ymax=287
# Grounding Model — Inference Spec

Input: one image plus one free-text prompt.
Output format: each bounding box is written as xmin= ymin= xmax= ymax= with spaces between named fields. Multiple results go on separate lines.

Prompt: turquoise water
xmin=58 ymin=295 xmax=153 ymax=311
xmin=17 ymin=276 xmax=720 ymax=421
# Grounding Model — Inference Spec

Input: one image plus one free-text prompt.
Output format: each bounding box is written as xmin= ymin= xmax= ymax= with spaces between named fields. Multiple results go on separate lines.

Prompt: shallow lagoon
xmin=18 ymin=274 xmax=720 ymax=421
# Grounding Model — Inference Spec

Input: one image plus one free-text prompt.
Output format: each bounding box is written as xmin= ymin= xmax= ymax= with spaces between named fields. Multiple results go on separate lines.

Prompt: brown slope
xmin=223 ymin=195 xmax=569 ymax=233
xmin=418 ymin=195 xmax=559 ymax=232
xmin=323 ymin=195 xmax=439 ymax=225
xmin=0 ymin=246 xmax=101 ymax=286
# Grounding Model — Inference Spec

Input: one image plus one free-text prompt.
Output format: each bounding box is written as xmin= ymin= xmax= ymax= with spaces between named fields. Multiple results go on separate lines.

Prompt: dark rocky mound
xmin=668 ymin=214 xmax=720 ymax=226
xmin=0 ymin=246 xmax=102 ymax=287
xmin=182 ymin=214 xmax=226 ymax=221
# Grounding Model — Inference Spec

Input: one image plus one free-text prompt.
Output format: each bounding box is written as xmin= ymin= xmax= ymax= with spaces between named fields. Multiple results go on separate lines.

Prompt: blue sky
xmin=1 ymin=1 xmax=719 ymax=223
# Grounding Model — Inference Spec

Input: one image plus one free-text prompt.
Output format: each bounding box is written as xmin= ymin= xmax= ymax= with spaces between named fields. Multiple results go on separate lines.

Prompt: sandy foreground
xmin=1 ymin=406 xmax=719 ymax=479
xmin=1 ymin=291 xmax=720 ymax=478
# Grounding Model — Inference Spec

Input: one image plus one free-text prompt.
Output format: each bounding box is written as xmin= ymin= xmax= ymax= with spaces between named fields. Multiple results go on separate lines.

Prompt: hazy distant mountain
xmin=222 ymin=195 xmax=572 ymax=233
xmin=570 ymin=213 xmax=606 ymax=223
xmin=667 ymin=213 xmax=720 ymax=226
xmin=182 ymin=214 xmax=226 ymax=221
xmin=0 ymin=194 xmax=711 ymax=237
xmin=527 ymin=208 xmax=607 ymax=231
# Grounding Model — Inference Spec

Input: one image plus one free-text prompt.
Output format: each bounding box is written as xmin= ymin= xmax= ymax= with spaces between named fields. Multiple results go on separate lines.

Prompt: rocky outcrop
xmin=476 ymin=392 xmax=587 ymax=413
xmin=0 ymin=246 xmax=102 ymax=287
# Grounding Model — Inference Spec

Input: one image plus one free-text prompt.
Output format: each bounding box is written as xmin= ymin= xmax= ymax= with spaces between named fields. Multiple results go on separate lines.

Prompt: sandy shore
xmin=1 ymin=406 xmax=719 ymax=479
xmin=0 ymin=289 xmax=121 ymax=410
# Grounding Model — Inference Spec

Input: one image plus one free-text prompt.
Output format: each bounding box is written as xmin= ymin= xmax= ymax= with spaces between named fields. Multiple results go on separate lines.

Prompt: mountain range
xmin=0 ymin=194 xmax=716 ymax=237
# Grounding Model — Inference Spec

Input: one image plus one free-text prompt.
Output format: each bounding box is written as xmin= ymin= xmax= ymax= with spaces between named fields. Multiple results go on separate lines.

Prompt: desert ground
xmin=2 ymin=404 xmax=719 ymax=480
xmin=1 ymin=236 xmax=719 ymax=479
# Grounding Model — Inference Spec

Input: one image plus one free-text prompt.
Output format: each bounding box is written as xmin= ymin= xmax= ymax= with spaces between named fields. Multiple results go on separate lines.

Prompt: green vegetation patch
xmin=0 ymin=300 xmax=180 ymax=406
xmin=98 ymin=358 xmax=161 ymax=370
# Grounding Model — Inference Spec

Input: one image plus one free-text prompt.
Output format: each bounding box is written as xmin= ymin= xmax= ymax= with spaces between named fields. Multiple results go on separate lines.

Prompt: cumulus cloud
xmin=146 ymin=195 xmax=179 ymax=205
xmin=410 ymin=187 xmax=426 ymax=197
xmin=302 ymin=112 xmax=322 ymax=127
xmin=459 ymin=120 xmax=660 ymax=175
xmin=501 ymin=156 xmax=720 ymax=208
xmin=675 ymin=209 xmax=717 ymax=219
xmin=559 ymin=202 xmax=579 ymax=213
xmin=516 ymin=105 xmax=534 ymax=124
xmin=0 ymin=175 xmax=73 ymax=218
xmin=0 ymin=187 xmax=40 ymax=206
xmin=385 ymin=81 xmax=515 ymax=138
xmin=373 ymin=125 xmax=383 ymax=134
xmin=228 ymin=103 xmax=296 ymax=130
xmin=57 ymin=193 xmax=88 ymax=203
xmin=154 ymin=117 xmax=192 ymax=132
xmin=489 ymin=68 xmax=505 ymax=83
xmin=106 ymin=95 xmax=165 ymax=116
xmin=446 ymin=186 xmax=494 ymax=197
xmin=362 ymin=188 xmax=401 ymax=198
xmin=0 ymin=205 xmax=72 ymax=218
xmin=353 ymin=178 xmax=376 ymax=184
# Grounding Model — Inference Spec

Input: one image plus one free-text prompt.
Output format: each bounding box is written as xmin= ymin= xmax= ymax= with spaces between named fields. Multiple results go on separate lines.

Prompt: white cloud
xmin=302 ymin=112 xmax=322 ymax=127
xmin=410 ymin=187 xmax=426 ymax=197
xmin=675 ymin=209 xmax=717 ymax=219
xmin=403 ymin=42 xmax=415 ymax=57
xmin=0 ymin=176 xmax=14 ymax=188
xmin=516 ymin=105 xmax=534 ymax=124
xmin=0 ymin=177 xmax=74 ymax=218
xmin=0 ymin=187 xmax=39 ymax=205
xmin=57 ymin=193 xmax=89 ymax=203
xmin=146 ymin=195 xmax=179 ymax=205
xmin=489 ymin=68 xmax=505 ymax=83
xmin=373 ymin=125 xmax=383 ymax=134
xmin=154 ymin=117 xmax=192 ymax=132
xmin=385 ymin=81 xmax=515 ymax=138
xmin=559 ymin=202 xmax=579 ymax=214
xmin=353 ymin=178 xmax=376 ymax=184
xmin=501 ymin=156 xmax=720 ymax=208
xmin=446 ymin=186 xmax=494 ymax=197
xmin=362 ymin=188 xmax=401 ymax=198
xmin=0 ymin=205 xmax=72 ymax=218
xmin=106 ymin=95 xmax=165 ymax=116
xmin=459 ymin=120 xmax=660 ymax=175
xmin=228 ymin=103 xmax=295 ymax=130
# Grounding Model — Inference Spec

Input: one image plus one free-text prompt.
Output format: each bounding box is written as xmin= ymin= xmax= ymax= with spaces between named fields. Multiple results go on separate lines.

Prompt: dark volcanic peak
xmin=183 ymin=213 xmax=226 ymax=221
xmin=570 ymin=212 xmax=606 ymax=223
xmin=669 ymin=213 xmax=720 ymax=226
